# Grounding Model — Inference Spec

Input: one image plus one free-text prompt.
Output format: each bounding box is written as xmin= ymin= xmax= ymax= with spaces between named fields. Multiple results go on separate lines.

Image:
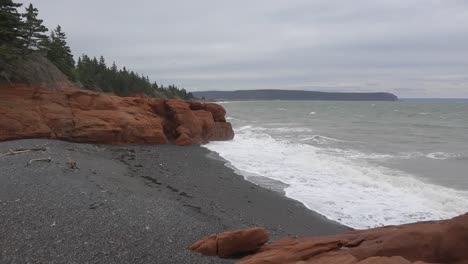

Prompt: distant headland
xmin=193 ymin=89 xmax=398 ymax=101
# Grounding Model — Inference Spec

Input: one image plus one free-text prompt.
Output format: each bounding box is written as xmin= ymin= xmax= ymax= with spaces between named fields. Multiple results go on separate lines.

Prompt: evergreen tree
xmin=110 ymin=61 xmax=117 ymax=73
xmin=98 ymin=55 xmax=105 ymax=70
xmin=43 ymin=25 xmax=75 ymax=80
xmin=0 ymin=0 xmax=23 ymax=58
xmin=21 ymin=3 xmax=48 ymax=54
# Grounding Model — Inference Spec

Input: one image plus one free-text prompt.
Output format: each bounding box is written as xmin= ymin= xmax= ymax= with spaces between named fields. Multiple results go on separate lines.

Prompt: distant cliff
xmin=193 ymin=90 xmax=398 ymax=101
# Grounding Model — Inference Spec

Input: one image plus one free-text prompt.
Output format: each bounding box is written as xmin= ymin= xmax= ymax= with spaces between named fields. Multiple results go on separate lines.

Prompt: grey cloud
xmin=19 ymin=0 xmax=468 ymax=97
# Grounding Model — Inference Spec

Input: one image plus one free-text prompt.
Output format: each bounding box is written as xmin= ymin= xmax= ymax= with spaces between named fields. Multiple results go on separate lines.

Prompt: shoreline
xmin=0 ymin=139 xmax=348 ymax=264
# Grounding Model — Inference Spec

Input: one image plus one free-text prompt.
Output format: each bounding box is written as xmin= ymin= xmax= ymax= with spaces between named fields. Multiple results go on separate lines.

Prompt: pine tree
xmin=0 ymin=0 xmax=23 ymax=58
xmin=44 ymin=25 xmax=75 ymax=80
xmin=21 ymin=3 xmax=48 ymax=54
xmin=110 ymin=61 xmax=117 ymax=73
xmin=98 ymin=55 xmax=106 ymax=70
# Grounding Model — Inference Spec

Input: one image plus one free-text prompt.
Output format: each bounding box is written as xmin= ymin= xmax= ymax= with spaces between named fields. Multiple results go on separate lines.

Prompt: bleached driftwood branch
xmin=1 ymin=147 xmax=47 ymax=157
xmin=26 ymin=157 xmax=52 ymax=166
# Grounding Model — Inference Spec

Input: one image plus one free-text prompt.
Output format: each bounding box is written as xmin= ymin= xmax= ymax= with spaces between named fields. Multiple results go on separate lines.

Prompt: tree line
xmin=75 ymin=55 xmax=192 ymax=98
xmin=0 ymin=0 xmax=194 ymax=99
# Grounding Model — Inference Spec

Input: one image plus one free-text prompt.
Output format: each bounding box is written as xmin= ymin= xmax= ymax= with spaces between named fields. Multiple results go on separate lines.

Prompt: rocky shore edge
xmin=191 ymin=213 xmax=468 ymax=263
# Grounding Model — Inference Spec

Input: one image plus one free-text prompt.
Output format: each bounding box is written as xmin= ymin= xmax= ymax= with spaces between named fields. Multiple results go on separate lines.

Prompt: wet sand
xmin=0 ymin=139 xmax=348 ymax=264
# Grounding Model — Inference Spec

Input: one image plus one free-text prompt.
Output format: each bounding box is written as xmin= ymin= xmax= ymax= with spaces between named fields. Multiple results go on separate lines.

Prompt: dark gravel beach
xmin=0 ymin=139 xmax=348 ymax=264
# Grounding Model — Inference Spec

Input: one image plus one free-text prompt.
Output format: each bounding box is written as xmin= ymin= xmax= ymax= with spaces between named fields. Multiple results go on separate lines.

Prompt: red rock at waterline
xmin=191 ymin=213 xmax=468 ymax=264
xmin=190 ymin=227 xmax=269 ymax=257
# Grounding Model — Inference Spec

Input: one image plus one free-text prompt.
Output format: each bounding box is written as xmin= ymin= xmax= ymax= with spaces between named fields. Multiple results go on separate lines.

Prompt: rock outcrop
xmin=0 ymin=84 xmax=234 ymax=145
xmin=190 ymin=227 xmax=269 ymax=257
xmin=190 ymin=213 xmax=468 ymax=264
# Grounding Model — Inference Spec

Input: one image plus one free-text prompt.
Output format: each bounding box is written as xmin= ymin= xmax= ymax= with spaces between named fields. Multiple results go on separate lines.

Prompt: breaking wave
xmin=204 ymin=125 xmax=468 ymax=229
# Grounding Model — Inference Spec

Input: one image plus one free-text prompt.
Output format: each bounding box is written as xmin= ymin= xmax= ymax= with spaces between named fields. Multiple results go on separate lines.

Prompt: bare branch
xmin=26 ymin=157 xmax=52 ymax=166
xmin=1 ymin=147 xmax=47 ymax=157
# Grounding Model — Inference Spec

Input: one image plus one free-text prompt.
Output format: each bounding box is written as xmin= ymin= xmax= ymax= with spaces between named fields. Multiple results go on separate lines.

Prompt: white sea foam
xmin=387 ymin=151 xmax=462 ymax=160
xmin=301 ymin=135 xmax=350 ymax=145
xmin=237 ymin=125 xmax=315 ymax=134
xmin=425 ymin=152 xmax=460 ymax=160
xmin=309 ymin=111 xmax=316 ymax=115
xmin=328 ymin=150 xmax=462 ymax=161
xmin=324 ymin=148 xmax=396 ymax=160
xmin=226 ymin=117 xmax=242 ymax=121
xmin=204 ymin=126 xmax=468 ymax=229
xmin=270 ymin=127 xmax=315 ymax=133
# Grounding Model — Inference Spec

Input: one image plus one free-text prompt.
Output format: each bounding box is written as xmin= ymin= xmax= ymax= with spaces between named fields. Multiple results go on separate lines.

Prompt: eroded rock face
xmin=0 ymin=84 xmax=234 ymax=145
xmin=190 ymin=213 xmax=468 ymax=264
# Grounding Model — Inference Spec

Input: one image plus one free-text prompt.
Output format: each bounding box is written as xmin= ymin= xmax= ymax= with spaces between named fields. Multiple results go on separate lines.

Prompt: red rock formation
xmin=0 ymin=84 xmax=234 ymax=145
xmin=190 ymin=227 xmax=269 ymax=257
xmin=190 ymin=213 xmax=468 ymax=264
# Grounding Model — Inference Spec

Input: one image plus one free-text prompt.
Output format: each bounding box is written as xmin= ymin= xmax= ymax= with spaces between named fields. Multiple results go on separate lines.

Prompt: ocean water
xmin=204 ymin=100 xmax=468 ymax=229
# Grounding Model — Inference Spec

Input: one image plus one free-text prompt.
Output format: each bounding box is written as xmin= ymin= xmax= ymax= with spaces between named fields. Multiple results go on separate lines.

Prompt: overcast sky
xmin=21 ymin=0 xmax=468 ymax=97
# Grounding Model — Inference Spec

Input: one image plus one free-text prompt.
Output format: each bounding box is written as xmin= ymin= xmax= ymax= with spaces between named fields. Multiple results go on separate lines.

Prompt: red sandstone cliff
xmin=0 ymin=85 xmax=234 ymax=145
xmin=191 ymin=213 xmax=468 ymax=264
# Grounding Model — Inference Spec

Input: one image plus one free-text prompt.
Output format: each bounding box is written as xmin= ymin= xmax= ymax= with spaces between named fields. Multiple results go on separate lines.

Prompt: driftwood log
xmin=1 ymin=147 xmax=47 ymax=157
xmin=26 ymin=157 xmax=52 ymax=166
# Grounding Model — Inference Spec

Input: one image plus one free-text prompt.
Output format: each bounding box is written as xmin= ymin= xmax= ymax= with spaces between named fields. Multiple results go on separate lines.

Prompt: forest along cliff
xmin=0 ymin=1 xmax=233 ymax=146
xmin=0 ymin=84 xmax=234 ymax=146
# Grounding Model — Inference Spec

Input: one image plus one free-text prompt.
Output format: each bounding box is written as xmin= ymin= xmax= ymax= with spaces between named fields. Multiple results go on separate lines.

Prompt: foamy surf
xmin=204 ymin=126 xmax=468 ymax=229
xmin=425 ymin=152 xmax=461 ymax=160
xmin=300 ymin=135 xmax=352 ymax=145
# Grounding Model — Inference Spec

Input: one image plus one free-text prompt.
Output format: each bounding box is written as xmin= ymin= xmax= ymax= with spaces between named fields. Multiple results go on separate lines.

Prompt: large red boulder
xmin=0 ymin=84 xmax=234 ymax=145
xmin=190 ymin=227 xmax=269 ymax=257
xmin=191 ymin=213 xmax=468 ymax=264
